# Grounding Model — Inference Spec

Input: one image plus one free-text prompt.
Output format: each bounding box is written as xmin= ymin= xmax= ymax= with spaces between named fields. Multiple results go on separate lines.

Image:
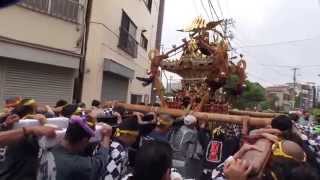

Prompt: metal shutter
xmin=101 ymin=72 xmax=129 ymax=102
xmin=1 ymin=59 xmax=75 ymax=106
xmin=0 ymin=61 xmax=4 ymax=107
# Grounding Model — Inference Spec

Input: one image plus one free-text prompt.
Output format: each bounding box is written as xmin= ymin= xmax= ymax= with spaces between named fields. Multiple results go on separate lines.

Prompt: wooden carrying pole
xmin=229 ymin=110 xmax=281 ymax=118
xmin=105 ymin=102 xmax=272 ymax=127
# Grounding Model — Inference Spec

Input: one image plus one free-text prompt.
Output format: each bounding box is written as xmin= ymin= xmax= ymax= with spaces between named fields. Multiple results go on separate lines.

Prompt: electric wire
xmin=200 ymin=0 xmax=211 ymax=20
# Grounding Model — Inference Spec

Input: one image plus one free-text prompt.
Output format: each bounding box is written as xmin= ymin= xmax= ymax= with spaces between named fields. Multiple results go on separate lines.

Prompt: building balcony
xmin=18 ymin=0 xmax=82 ymax=23
xmin=0 ymin=0 xmax=84 ymax=53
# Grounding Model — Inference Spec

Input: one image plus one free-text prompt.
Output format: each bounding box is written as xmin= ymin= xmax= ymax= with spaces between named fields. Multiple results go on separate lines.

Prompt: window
xmin=51 ymin=0 xmax=79 ymax=22
xmin=131 ymin=94 xmax=143 ymax=104
xmin=118 ymin=11 xmax=138 ymax=58
xmin=18 ymin=0 xmax=49 ymax=12
xmin=140 ymin=33 xmax=148 ymax=50
xmin=143 ymin=0 xmax=152 ymax=12
xmin=18 ymin=0 xmax=80 ymax=23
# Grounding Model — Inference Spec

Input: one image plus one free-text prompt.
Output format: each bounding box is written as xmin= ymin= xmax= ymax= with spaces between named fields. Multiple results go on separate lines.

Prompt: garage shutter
xmin=101 ymin=72 xmax=129 ymax=102
xmin=1 ymin=59 xmax=75 ymax=106
xmin=0 ymin=61 xmax=4 ymax=106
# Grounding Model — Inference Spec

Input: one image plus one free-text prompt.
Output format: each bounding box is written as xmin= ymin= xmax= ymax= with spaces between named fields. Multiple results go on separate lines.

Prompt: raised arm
xmin=0 ymin=126 xmax=56 ymax=146
xmin=194 ymin=92 xmax=209 ymax=112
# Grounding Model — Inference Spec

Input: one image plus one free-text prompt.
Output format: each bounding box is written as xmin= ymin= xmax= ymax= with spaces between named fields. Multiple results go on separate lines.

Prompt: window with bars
xmin=118 ymin=11 xmax=138 ymax=58
xmin=140 ymin=33 xmax=148 ymax=50
xmin=143 ymin=0 xmax=152 ymax=12
xmin=18 ymin=0 xmax=80 ymax=23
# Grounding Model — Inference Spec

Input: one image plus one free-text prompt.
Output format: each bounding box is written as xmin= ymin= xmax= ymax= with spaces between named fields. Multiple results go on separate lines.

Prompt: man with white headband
xmin=170 ymin=114 xmax=199 ymax=178
xmin=37 ymin=115 xmax=112 ymax=180
xmin=184 ymin=114 xmax=197 ymax=126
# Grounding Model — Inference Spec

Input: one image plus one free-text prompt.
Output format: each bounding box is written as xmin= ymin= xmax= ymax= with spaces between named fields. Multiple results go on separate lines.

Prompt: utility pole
xmin=222 ymin=18 xmax=235 ymax=50
xmin=292 ymin=67 xmax=299 ymax=91
xmin=291 ymin=67 xmax=299 ymax=109
xmin=75 ymin=0 xmax=93 ymax=103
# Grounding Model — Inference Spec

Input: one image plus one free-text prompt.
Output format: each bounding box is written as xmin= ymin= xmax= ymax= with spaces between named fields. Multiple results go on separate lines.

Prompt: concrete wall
xmin=0 ymin=5 xmax=82 ymax=53
xmin=82 ymin=0 xmax=160 ymax=104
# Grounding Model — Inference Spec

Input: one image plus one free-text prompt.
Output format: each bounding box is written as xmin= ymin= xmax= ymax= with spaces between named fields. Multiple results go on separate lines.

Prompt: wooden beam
xmin=104 ymin=102 xmax=271 ymax=127
xmin=229 ymin=110 xmax=281 ymax=118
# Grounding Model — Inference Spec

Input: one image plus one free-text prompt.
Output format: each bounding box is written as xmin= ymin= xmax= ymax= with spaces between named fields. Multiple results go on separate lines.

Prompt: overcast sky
xmin=161 ymin=0 xmax=320 ymax=87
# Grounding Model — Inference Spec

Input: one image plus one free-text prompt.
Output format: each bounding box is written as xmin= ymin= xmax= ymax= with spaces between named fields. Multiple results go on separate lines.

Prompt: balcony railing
xmin=118 ymin=27 xmax=138 ymax=58
xmin=18 ymin=0 xmax=81 ymax=23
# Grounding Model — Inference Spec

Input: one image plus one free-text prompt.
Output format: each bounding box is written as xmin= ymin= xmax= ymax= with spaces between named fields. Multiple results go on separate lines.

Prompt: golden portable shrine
xmin=104 ymin=19 xmax=281 ymax=178
xmin=137 ymin=17 xmax=247 ymax=114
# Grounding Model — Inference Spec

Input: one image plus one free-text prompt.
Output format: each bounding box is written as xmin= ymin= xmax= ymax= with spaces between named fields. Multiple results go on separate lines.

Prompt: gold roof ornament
xmin=183 ymin=16 xmax=206 ymax=31
xmin=179 ymin=16 xmax=223 ymax=32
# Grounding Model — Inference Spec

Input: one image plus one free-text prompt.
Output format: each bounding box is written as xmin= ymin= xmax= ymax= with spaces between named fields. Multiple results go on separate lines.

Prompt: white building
xmin=82 ymin=0 xmax=164 ymax=105
xmin=266 ymin=85 xmax=293 ymax=112
xmin=316 ymin=85 xmax=320 ymax=105
xmin=0 ymin=0 xmax=85 ymax=106
xmin=287 ymin=82 xmax=316 ymax=110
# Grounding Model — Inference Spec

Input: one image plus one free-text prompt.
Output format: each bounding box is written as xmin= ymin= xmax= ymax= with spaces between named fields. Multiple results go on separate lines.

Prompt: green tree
xmin=259 ymin=100 xmax=271 ymax=110
xmin=233 ymin=81 xmax=267 ymax=110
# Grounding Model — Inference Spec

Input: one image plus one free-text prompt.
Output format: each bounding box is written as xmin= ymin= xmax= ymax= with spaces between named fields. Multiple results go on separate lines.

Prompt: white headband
xmin=184 ymin=115 xmax=197 ymax=125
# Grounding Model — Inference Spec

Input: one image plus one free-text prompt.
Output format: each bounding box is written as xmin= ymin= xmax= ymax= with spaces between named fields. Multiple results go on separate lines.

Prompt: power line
xmin=207 ymin=0 xmax=233 ymax=48
xmin=263 ymin=66 xmax=293 ymax=77
xmin=260 ymin=64 xmax=320 ymax=69
xmin=236 ymin=35 xmax=320 ymax=49
xmin=231 ymin=30 xmax=320 ymax=86
xmin=232 ymin=40 xmax=294 ymax=79
xmin=299 ymin=65 xmax=320 ymax=68
xmin=247 ymin=72 xmax=277 ymax=86
xmin=233 ymin=37 xmax=320 ymax=71
xmin=206 ymin=0 xmax=215 ymax=20
xmin=90 ymin=21 xmax=151 ymax=63
xmin=235 ymin=45 xmax=320 ymax=86
xmin=208 ymin=0 xmax=226 ymax=37
xmin=216 ymin=0 xmax=224 ymax=18
xmin=232 ymin=35 xmax=292 ymax=86
xmin=200 ymin=0 xmax=211 ymax=19
xmin=260 ymin=64 xmax=295 ymax=68
xmin=208 ymin=0 xmax=220 ymax=20
xmin=232 ymin=31 xmax=320 ymax=71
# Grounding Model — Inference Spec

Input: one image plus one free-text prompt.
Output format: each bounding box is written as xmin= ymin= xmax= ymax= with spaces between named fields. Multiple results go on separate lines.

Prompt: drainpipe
xmin=155 ymin=0 xmax=165 ymax=49
xmin=74 ymin=0 xmax=93 ymax=103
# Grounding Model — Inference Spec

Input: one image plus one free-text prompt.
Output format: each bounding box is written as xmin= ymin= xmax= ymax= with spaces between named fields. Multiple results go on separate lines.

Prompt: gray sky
xmin=161 ymin=0 xmax=320 ymax=87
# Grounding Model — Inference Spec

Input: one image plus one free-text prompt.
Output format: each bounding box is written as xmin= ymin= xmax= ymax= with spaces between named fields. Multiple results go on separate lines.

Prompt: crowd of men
xmin=0 ymin=97 xmax=319 ymax=180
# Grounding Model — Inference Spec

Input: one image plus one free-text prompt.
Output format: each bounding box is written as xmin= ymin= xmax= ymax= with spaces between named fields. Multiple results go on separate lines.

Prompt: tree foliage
xmin=259 ymin=100 xmax=272 ymax=110
xmin=233 ymin=80 xmax=267 ymax=110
